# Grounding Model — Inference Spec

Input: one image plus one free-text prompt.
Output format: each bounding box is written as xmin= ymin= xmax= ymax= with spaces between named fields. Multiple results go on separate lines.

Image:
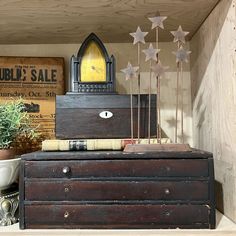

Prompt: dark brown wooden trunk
xmin=56 ymin=95 xmax=157 ymax=139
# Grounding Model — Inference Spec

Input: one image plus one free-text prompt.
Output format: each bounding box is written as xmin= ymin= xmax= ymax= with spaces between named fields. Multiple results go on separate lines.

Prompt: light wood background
xmin=0 ymin=0 xmax=219 ymax=44
xmin=190 ymin=0 xmax=236 ymax=223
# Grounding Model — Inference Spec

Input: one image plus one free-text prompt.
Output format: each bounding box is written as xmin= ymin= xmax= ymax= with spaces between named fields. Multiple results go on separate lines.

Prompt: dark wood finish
xmin=24 ymin=204 xmax=209 ymax=229
xmin=25 ymin=180 xmax=209 ymax=201
xmin=24 ymin=159 xmax=209 ymax=178
xmin=56 ymin=95 xmax=156 ymax=139
xmin=20 ymin=150 xmax=215 ymax=229
xmin=209 ymin=158 xmax=216 ymax=229
xmin=21 ymin=149 xmax=213 ymax=160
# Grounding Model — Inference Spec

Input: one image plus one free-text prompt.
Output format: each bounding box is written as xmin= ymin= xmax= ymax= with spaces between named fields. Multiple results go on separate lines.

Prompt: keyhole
xmin=105 ymin=112 xmax=108 ymax=117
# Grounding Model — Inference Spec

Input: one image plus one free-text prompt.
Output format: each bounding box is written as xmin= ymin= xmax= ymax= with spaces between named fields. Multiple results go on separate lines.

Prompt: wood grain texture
xmin=56 ymin=95 xmax=156 ymax=139
xmin=190 ymin=0 xmax=236 ymax=222
xmin=0 ymin=0 xmax=219 ymax=44
xmin=24 ymin=180 xmax=209 ymax=201
xmin=24 ymin=159 xmax=209 ymax=178
xmin=24 ymin=204 xmax=209 ymax=229
xmin=21 ymin=149 xmax=213 ymax=160
xmin=20 ymin=151 xmax=215 ymax=229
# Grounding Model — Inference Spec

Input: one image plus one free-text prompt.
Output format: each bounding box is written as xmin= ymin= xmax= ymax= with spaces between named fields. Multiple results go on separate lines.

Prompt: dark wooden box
xmin=55 ymin=94 xmax=156 ymax=139
xmin=20 ymin=150 xmax=215 ymax=229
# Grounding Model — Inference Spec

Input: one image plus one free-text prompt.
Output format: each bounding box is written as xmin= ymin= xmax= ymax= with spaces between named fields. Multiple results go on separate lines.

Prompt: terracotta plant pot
xmin=0 ymin=149 xmax=15 ymax=160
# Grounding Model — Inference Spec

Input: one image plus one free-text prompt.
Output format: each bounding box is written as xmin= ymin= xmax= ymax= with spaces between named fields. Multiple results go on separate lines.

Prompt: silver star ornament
xmin=130 ymin=26 xmax=148 ymax=44
xmin=172 ymin=46 xmax=191 ymax=63
xmin=148 ymin=16 xmax=167 ymax=30
xmin=170 ymin=25 xmax=189 ymax=44
xmin=151 ymin=61 xmax=169 ymax=78
xmin=142 ymin=43 xmax=160 ymax=62
xmin=121 ymin=62 xmax=139 ymax=80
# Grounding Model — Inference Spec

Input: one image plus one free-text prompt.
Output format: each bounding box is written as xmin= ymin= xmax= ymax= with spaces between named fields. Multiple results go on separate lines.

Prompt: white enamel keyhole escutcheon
xmin=99 ymin=111 xmax=113 ymax=119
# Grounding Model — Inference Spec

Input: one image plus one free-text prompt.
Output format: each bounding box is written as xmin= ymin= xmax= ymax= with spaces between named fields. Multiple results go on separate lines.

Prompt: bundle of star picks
xmin=121 ymin=15 xmax=191 ymax=145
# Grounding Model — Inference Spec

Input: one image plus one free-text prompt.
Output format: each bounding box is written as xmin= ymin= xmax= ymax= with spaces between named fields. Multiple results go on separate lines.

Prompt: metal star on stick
xmin=151 ymin=60 xmax=169 ymax=144
xmin=151 ymin=61 xmax=169 ymax=78
xmin=148 ymin=15 xmax=168 ymax=144
xmin=171 ymin=25 xmax=189 ymax=44
xmin=142 ymin=43 xmax=160 ymax=62
xmin=130 ymin=26 xmax=148 ymax=142
xmin=142 ymin=43 xmax=160 ymax=143
xmin=121 ymin=62 xmax=139 ymax=80
xmin=172 ymin=45 xmax=191 ymax=144
xmin=121 ymin=62 xmax=139 ymax=143
xmin=129 ymin=26 xmax=148 ymax=45
xmin=172 ymin=46 xmax=191 ymax=63
xmin=148 ymin=16 xmax=167 ymax=30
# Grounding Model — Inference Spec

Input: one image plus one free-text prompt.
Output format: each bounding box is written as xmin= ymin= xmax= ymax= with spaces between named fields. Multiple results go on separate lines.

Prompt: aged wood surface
xmin=24 ymin=159 xmax=209 ymax=178
xmin=21 ymin=149 xmax=213 ymax=160
xmin=124 ymin=144 xmax=191 ymax=153
xmin=0 ymin=0 xmax=219 ymax=44
xmin=20 ymin=150 xmax=215 ymax=229
xmin=24 ymin=180 xmax=209 ymax=201
xmin=190 ymin=0 xmax=236 ymax=222
xmin=24 ymin=204 xmax=209 ymax=229
xmin=56 ymin=95 xmax=156 ymax=139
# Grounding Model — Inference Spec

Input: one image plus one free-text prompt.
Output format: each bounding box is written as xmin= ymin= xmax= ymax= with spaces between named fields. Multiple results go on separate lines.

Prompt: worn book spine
xmin=42 ymin=138 xmax=170 ymax=151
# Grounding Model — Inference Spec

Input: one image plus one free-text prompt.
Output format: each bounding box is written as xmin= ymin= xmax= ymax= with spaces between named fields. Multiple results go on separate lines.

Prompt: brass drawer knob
xmin=164 ymin=188 xmax=170 ymax=195
xmin=64 ymin=187 xmax=70 ymax=193
xmin=62 ymin=166 xmax=71 ymax=174
xmin=165 ymin=211 xmax=170 ymax=217
xmin=64 ymin=211 xmax=69 ymax=218
xmin=166 ymin=166 xmax=171 ymax=172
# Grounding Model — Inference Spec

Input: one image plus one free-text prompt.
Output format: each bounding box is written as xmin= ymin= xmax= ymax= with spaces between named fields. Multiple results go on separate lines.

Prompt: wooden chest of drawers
xmin=19 ymin=150 xmax=215 ymax=229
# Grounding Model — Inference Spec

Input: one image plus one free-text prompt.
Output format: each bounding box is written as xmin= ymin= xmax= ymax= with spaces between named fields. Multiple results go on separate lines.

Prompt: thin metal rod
xmin=156 ymin=76 xmax=159 ymax=143
xmin=156 ymin=28 xmax=159 ymax=51
xmin=148 ymin=60 xmax=152 ymax=144
xmin=175 ymin=41 xmax=181 ymax=143
xmin=137 ymin=42 xmax=141 ymax=143
xmin=156 ymin=27 xmax=160 ymax=143
xmin=180 ymin=61 xmax=184 ymax=144
xmin=158 ymin=73 xmax=161 ymax=144
xmin=130 ymin=79 xmax=134 ymax=143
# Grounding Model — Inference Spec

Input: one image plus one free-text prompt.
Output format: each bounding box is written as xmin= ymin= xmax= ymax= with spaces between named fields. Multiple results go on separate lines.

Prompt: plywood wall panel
xmin=190 ymin=0 xmax=236 ymax=222
xmin=0 ymin=0 xmax=219 ymax=44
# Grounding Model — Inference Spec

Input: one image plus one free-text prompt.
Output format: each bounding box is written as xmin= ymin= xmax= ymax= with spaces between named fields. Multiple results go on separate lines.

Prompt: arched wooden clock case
xmin=69 ymin=33 xmax=116 ymax=94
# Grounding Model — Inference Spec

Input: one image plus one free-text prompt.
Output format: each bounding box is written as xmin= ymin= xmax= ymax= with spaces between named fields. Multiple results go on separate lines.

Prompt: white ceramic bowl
xmin=0 ymin=157 xmax=20 ymax=190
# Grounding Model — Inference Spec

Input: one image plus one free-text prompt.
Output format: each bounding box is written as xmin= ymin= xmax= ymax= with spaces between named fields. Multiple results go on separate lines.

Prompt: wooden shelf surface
xmin=1 ymin=211 xmax=236 ymax=236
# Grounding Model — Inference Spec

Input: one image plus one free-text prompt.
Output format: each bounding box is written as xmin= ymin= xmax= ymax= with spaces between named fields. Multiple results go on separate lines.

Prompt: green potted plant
xmin=0 ymin=99 xmax=36 ymax=160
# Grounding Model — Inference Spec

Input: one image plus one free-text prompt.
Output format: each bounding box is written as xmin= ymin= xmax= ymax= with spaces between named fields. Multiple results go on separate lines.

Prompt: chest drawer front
xmin=24 ymin=204 xmax=209 ymax=229
xmin=24 ymin=159 xmax=209 ymax=178
xmin=25 ymin=180 xmax=209 ymax=201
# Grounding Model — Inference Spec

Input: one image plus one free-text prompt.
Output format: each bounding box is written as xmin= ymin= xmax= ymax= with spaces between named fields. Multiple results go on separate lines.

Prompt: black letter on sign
xmin=31 ymin=69 xmax=37 ymax=81
xmin=51 ymin=70 xmax=57 ymax=82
